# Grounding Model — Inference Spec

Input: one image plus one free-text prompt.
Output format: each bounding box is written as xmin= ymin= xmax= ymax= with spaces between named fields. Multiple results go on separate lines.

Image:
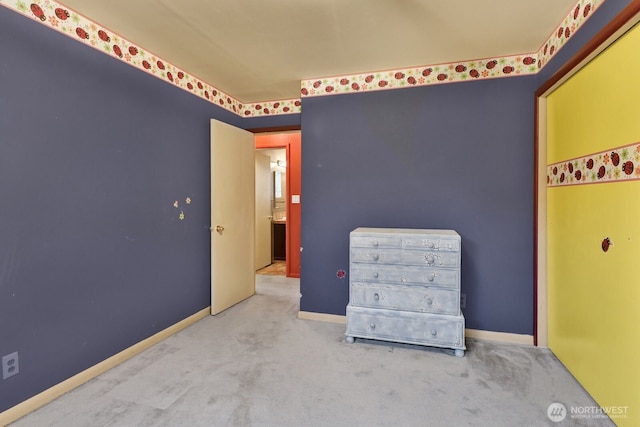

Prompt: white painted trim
xmin=297 ymin=310 xmax=346 ymax=324
xmin=537 ymin=97 xmax=549 ymax=348
xmin=0 ymin=307 xmax=210 ymax=426
xmin=298 ymin=311 xmax=534 ymax=345
xmin=465 ymin=329 xmax=534 ymax=346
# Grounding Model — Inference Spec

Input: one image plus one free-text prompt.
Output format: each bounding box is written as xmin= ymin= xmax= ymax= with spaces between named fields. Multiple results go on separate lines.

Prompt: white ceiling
xmin=59 ymin=0 xmax=578 ymax=103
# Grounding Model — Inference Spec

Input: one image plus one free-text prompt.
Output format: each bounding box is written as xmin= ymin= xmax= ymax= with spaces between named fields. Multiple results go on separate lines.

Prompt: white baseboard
xmin=297 ymin=310 xmax=347 ymax=324
xmin=297 ymin=311 xmax=534 ymax=346
xmin=465 ymin=328 xmax=534 ymax=346
xmin=0 ymin=307 xmax=210 ymax=427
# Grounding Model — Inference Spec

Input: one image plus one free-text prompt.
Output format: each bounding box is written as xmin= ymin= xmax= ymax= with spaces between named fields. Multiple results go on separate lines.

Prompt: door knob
xmin=215 ymin=225 xmax=224 ymax=233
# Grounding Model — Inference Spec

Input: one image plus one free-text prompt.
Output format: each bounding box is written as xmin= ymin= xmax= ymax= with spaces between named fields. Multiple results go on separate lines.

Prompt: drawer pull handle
xmin=431 ymin=329 xmax=437 ymax=336
xmin=373 ymin=272 xmax=379 ymax=278
xmin=370 ymin=323 xmax=376 ymax=330
xmin=426 ymin=298 xmax=433 ymax=305
xmin=427 ymin=272 xmax=436 ymax=282
xmin=426 ymin=241 xmax=435 ymax=248
xmin=372 ymin=254 xmax=379 ymax=261
xmin=372 ymin=241 xmax=379 ymax=247
xmin=425 ymin=254 xmax=435 ymax=264
xmin=374 ymin=293 xmax=380 ymax=301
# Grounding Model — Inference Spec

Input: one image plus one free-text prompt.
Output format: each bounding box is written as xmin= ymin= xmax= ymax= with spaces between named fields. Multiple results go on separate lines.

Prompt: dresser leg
xmin=346 ymin=336 xmax=355 ymax=344
xmin=454 ymin=349 xmax=465 ymax=357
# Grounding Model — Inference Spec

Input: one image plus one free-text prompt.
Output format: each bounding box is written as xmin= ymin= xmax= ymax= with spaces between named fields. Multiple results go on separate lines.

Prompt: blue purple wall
xmin=300 ymin=78 xmax=537 ymax=334
xmin=0 ymin=7 xmax=245 ymax=411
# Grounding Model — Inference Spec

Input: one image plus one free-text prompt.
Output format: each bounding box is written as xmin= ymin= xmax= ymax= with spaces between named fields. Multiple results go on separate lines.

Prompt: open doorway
xmin=256 ymin=148 xmax=287 ymax=276
xmin=253 ymin=131 xmax=301 ymax=278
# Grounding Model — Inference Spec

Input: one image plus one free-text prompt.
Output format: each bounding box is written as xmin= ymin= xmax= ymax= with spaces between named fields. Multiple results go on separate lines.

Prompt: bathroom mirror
xmin=273 ymin=171 xmax=286 ymax=209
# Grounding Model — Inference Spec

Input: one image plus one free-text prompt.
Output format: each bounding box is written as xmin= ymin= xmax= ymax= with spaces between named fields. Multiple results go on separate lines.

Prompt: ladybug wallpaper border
xmin=0 ymin=0 xmax=301 ymax=118
xmin=299 ymin=0 xmax=605 ymax=97
xmin=1 ymin=0 xmax=604 ymax=115
xmin=548 ymin=142 xmax=640 ymax=187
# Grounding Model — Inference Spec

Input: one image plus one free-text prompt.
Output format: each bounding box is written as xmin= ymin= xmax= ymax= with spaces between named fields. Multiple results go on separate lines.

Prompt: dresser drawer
xmin=402 ymin=237 xmax=460 ymax=252
xmin=350 ymin=283 xmax=459 ymax=315
xmin=350 ymin=235 xmax=402 ymax=249
xmin=346 ymin=306 xmax=465 ymax=349
xmin=350 ymin=249 xmax=402 ymax=264
xmin=351 ymin=264 xmax=459 ymax=288
xmin=401 ymin=250 xmax=459 ymax=268
xmin=351 ymin=249 xmax=459 ymax=268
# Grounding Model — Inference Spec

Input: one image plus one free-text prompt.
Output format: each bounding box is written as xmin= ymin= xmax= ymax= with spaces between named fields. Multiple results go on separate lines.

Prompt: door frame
xmin=533 ymin=1 xmax=640 ymax=346
xmin=251 ymin=127 xmax=301 ymax=278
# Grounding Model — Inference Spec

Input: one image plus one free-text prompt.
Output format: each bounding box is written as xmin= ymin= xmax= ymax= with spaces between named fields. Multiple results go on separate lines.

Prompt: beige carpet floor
xmin=10 ymin=275 xmax=613 ymax=426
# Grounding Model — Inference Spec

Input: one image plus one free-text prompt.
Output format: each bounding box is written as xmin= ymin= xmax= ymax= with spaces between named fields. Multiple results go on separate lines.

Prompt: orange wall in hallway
xmin=255 ymin=132 xmax=301 ymax=278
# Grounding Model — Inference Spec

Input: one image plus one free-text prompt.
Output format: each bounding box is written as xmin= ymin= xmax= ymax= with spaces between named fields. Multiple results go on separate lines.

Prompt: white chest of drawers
xmin=345 ymin=228 xmax=466 ymax=357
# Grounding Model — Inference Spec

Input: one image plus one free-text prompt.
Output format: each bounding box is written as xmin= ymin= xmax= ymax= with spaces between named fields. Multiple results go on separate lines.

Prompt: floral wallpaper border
xmin=300 ymin=0 xmax=605 ymax=97
xmin=547 ymin=142 xmax=640 ymax=187
xmin=300 ymin=53 xmax=538 ymax=97
xmin=537 ymin=0 xmax=605 ymax=71
xmin=0 ymin=0 xmax=301 ymax=117
xmin=1 ymin=0 xmax=604 ymax=116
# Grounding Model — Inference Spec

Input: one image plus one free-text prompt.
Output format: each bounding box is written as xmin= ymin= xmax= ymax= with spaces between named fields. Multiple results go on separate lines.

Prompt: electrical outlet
xmin=460 ymin=293 xmax=467 ymax=309
xmin=2 ymin=352 xmax=19 ymax=380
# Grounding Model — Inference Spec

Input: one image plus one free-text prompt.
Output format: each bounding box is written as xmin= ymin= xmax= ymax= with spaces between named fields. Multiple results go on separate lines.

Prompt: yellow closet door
xmin=547 ymin=23 xmax=640 ymax=425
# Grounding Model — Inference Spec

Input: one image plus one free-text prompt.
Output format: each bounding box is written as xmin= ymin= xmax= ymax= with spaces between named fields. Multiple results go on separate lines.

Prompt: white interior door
xmin=210 ymin=119 xmax=255 ymax=315
xmin=255 ymin=152 xmax=272 ymax=270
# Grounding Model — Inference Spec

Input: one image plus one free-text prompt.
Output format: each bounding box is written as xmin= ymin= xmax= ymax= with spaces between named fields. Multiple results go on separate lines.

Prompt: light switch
xmin=292 ymin=195 xmax=300 ymax=204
